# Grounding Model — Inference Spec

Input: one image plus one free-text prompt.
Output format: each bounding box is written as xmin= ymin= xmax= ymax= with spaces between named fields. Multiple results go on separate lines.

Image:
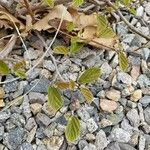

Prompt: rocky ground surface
xmin=0 ymin=1 xmax=150 ymax=150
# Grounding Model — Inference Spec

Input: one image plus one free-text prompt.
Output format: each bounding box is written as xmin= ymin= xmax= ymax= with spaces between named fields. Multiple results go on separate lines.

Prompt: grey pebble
xmin=29 ymin=92 xmax=46 ymax=104
xmin=105 ymin=142 xmax=120 ymax=150
xmin=95 ymin=130 xmax=108 ymax=150
xmin=20 ymin=142 xmax=34 ymax=150
xmin=140 ymin=96 xmax=150 ymax=107
xmin=109 ymin=128 xmax=131 ymax=143
xmin=119 ymin=143 xmax=136 ymax=150
xmin=137 ymin=75 xmax=150 ymax=88
xmin=144 ymin=107 xmax=150 ymax=125
xmin=36 ymin=113 xmax=51 ymax=126
xmin=22 ymin=95 xmax=32 ymax=120
xmin=25 ymin=77 xmax=50 ymax=93
xmin=0 ymin=111 xmax=10 ymax=123
xmin=86 ymin=118 xmax=98 ymax=133
xmin=43 ymin=60 xmax=55 ymax=72
xmin=0 ymin=125 xmax=4 ymax=141
xmin=77 ymin=108 xmax=90 ymax=122
xmin=78 ymin=140 xmax=88 ymax=150
xmin=3 ymin=127 xmax=26 ymax=150
xmin=126 ymin=109 xmax=140 ymax=127
xmin=4 ymin=75 xmax=18 ymax=93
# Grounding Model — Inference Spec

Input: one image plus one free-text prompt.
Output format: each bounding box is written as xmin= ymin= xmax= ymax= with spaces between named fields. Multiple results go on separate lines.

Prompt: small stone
xmin=136 ymin=6 xmax=144 ymax=17
xmin=131 ymin=65 xmax=140 ymax=81
xmin=99 ymin=118 xmax=112 ymax=128
xmin=77 ymin=108 xmax=90 ymax=122
xmin=127 ymin=101 xmax=137 ymax=108
xmin=0 ymin=111 xmax=10 ymax=122
xmin=83 ymin=143 xmax=97 ymax=150
xmin=117 ymin=72 xmax=132 ymax=85
xmin=29 ymin=92 xmax=46 ymax=104
xmin=0 ymin=99 xmax=5 ymax=108
xmin=0 ymin=125 xmax=4 ymax=141
xmin=24 ymin=48 xmax=42 ymax=60
xmin=43 ymin=60 xmax=55 ymax=72
xmin=25 ymin=77 xmax=50 ymax=93
xmin=22 ymin=95 xmax=32 ymax=120
xmin=137 ymin=74 xmax=150 ymax=87
xmin=129 ymin=131 xmax=139 ymax=146
xmin=123 ymin=34 xmax=135 ymax=44
xmin=95 ymin=130 xmax=108 ymax=150
xmin=119 ymin=143 xmax=136 ymax=150
xmin=20 ymin=142 xmax=34 ymax=150
xmin=140 ymin=96 xmax=150 ymax=107
xmin=10 ymin=113 xmax=26 ymax=127
xmin=44 ymin=136 xmax=64 ymax=150
xmin=25 ymin=117 xmax=37 ymax=131
xmin=4 ymin=75 xmax=18 ymax=93
xmin=107 ymin=113 xmax=124 ymax=125
xmin=121 ymin=118 xmax=133 ymax=134
xmin=144 ymin=107 xmax=150 ymax=125
xmin=126 ymin=109 xmax=140 ymax=127
xmin=101 ymin=62 xmax=112 ymax=76
xmin=139 ymin=135 xmax=146 ymax=150
xmin=145 ymin=3 xmax=150 ymax=15
xmin=109 ymin=128 xmax=131 ymax=143
xmin=105 ymin=142 xmax=120 ymax=150
xmin=106 ymin=89 xmax=121 ymax=101
xmin=36 ymin=127 xmax=45 ymax=139
xmin=80 ymin=120 xmax=88 ymax=135
xmin=85 ymin=133 xmax=95 ymax=141
xmin=0 ymin=144 xmax=5 ymax=150
xmin=41 ymin=69 xmax=52 ymax=79
xmin=0 ymin=87 xmax=5 ymax=99
xmin=100 ymin=99 xmax=118 ymax=112
xmin=27 ymin=126 xmax=37 ymax=143
xmin=30 ymin=103 xmax=42 ymax=115
xmin=86 ymin=118 xmax=98 ymax=133
xmin=3 ymin=127 xmax=25 ymax=150
xmin=122 ymin=86 xmax=134 ymax=97
xmin=36 ymin=113 xmax=51 ymax=126
xmin=130 ymin=89 xmax=142 ymax=102
xmin=44 ymin=122 xmax=57 ymax=138
xmin=37 ymin=144 xmax=47 ymax=150
xmin=42 ymin=103 xmax=56 ymax=117
xmin=78 ymin=140 xmax=88 ymax=150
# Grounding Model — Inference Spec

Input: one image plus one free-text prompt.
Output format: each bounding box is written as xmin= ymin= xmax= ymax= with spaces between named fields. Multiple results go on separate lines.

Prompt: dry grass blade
xmin=0 ymin=34 xmax=17 ymax=58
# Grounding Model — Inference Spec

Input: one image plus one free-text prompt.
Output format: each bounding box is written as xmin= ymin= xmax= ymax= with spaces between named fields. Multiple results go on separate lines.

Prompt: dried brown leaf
xmin=33 ymin=5 xmax=73 ymax=31
xmin=0 ymin=9 xmax=25 ymax=30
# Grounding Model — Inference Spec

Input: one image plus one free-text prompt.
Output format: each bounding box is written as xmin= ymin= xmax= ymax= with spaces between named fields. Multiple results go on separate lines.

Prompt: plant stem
xmin=23 ymin=0 xmax=34 ymax=22
xmin=93 ymin=0 xmax=150 ymax=41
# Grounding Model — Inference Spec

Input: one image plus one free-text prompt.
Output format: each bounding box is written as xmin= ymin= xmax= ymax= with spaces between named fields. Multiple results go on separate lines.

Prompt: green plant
xmin=48 ymin=67 xmax=101 ymax=142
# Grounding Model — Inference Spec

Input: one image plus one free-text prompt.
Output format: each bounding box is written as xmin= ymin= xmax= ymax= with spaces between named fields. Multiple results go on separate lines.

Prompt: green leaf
xmin=78 ymin=67 xmax=101 ymax=84
xmin=43 ymin=0 xmax=54 ymax=7
xmin=72 ymin=0 xmax=84 ymax=7
xmin=66 ymin=22 xmax=75 ymax=32
xmin=13 ymin=60 xmax=26 ymax=79
xmin=70 ymin=37 xmax=84 ymax=54
xmin=118 ymin=51 xmax=128 ymax=71
xmin=54 ymin=80 xmax=76 ymax=90
xmin=123 ymin=0 xmax=130 ymax=6
xmin=0 ymin=60 xmax=9 ymax=75
xmin=53 ymin=46 xmax=69 ymax=55
xmin=65 ymin=116 xmax=80 ymax=142
xmin=80 ymin=86 xmax=94 ymax=103
xmin=48 ymin=86 xmax=63 ymax=111
xmin=97 ymin=15 xmax=115 ymax=38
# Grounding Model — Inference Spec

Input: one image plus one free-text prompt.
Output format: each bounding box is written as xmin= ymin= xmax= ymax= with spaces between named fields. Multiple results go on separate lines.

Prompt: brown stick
xmin=23 ymin=0 xmax=34 ymax=22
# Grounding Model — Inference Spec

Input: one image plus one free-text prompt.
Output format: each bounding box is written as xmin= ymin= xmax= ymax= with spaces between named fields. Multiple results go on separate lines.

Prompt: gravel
xmin=0 ymin=1 xmax=150 ymax=149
